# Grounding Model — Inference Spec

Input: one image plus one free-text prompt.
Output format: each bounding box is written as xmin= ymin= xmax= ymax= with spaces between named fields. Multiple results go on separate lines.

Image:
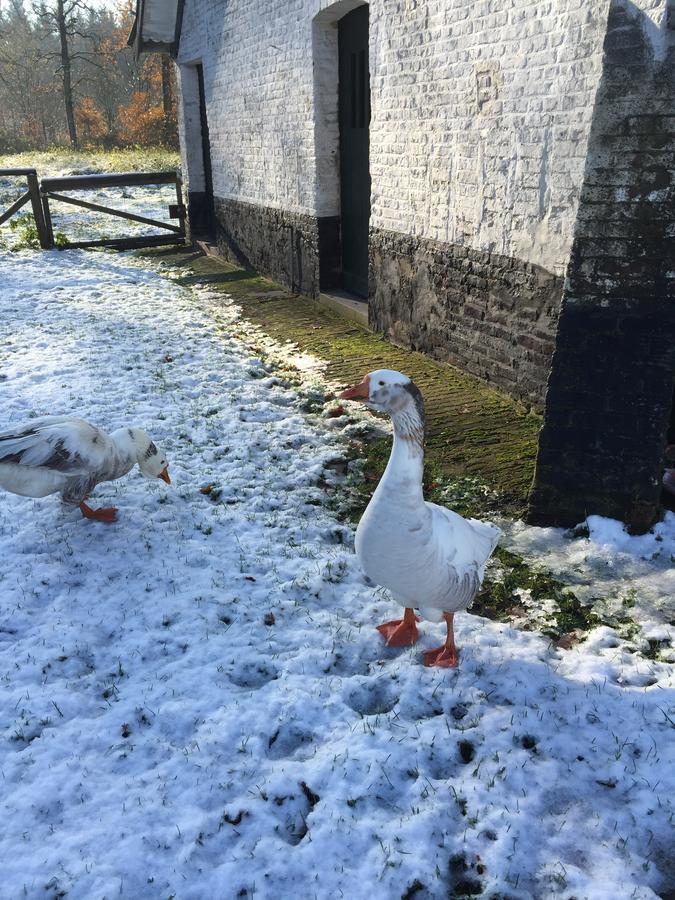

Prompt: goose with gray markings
xmin=0 ymin=416 xmax=170 ymax=522
xmin=340 ymin=370 xmax=500 ymax=667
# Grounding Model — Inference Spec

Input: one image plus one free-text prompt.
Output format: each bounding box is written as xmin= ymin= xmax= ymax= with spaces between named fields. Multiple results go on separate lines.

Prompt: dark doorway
xmin=194 ymin=62 xmax=215 ymax=236
xmin=338 ymin=6 xmax=370 ymax=298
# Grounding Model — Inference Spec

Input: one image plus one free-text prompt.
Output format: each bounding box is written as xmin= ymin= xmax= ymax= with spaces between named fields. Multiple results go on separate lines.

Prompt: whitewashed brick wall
xmin=369 ymin=0 xmax=610 ymax=275
xmin=176 ymin=0 xmax=668 ymax=275
xmin=175 ymin=65 xmax=205 ymax=194
xmin=178 ymin=0 xmax=323 ymax=215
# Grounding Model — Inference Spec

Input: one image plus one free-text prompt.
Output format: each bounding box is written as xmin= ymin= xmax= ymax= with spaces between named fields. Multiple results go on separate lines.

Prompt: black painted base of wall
xmin=369 ymin=227 xmax=563 ymax=409
xmin=527 ymin=296 xmax=675 ymax=532
xmin=187 ymin=191 xmax=214 ymax=238
xmin=208 ymin=199 xmax=563 ymax=408
xmin=211 ymin=196 xmax=340 ymax=297
xmin=527 ymin=0 xmax=675 ymax=532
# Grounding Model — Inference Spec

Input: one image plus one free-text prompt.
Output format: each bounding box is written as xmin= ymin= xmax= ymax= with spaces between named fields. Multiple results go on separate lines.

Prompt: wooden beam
xmin=0 ymin=191 xmax=31 ymax=226
xmin=41 ymin=193 xmax=55 ymax=249
xmin=173 ymin=0 xmax=185 ymax=58
xmin=139 ymin=39 xmax=174 ymax=54
xmin=45 ymin=191 xmax=182 ymax=233
xmin=0 ymin=168 xmax=38 ymax=177
xmin=174 ymin=171 xmax=186 ymax=236
xmin=62 ymin=234 xmax=185 ymax=250
xmin=40 ymin=171 xmax=179 ymax=191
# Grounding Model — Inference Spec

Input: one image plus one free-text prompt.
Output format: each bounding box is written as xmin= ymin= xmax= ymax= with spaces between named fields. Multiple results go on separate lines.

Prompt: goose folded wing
xmin=429 ymin=502 xmax=501 ymax=564
xmin=417 ymin=564 xmax=481 ymax=621
xmin=447 ymin=565 xmax=481 ymax=607
xmin=0 ymin=418 xmax=111 ymax=475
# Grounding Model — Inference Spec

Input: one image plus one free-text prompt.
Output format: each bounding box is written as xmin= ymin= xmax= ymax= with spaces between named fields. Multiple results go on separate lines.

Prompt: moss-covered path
xmin=137 ymin=245 xmax=675 ymax=655
xmin=149 ymin=247 xmax=541 ymax=519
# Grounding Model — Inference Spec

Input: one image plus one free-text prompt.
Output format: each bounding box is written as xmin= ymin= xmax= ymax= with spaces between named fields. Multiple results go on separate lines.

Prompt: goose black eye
xmin=379 ymin=380 xmax=385 ymax=386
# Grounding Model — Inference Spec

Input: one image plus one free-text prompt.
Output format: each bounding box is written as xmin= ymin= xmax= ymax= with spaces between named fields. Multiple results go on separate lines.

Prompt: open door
xmin=663 ymin=385 xmax=675 ymax=510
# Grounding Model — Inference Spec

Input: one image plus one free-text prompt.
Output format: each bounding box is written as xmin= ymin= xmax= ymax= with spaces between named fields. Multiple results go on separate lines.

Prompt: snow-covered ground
xmin=1 ymin=244 xmax=674 ymax=900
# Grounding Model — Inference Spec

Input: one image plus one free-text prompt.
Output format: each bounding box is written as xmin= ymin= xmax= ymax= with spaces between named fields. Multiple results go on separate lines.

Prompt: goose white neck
xmin=110 ymin=427 xmax=146 ymax=465
xmin=379 ymin=407 xmax=425 ymax=499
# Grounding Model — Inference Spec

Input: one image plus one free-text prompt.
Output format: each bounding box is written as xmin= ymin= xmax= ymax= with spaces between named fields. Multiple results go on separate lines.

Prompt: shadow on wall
xmin=528 ymin=0 xmax=675 ymax=531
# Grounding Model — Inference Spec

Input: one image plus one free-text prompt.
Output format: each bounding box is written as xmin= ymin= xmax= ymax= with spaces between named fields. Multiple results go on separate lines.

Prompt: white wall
xmin=178 ymin=0 xmax=322 ymax=215
xmin=369 ymin=0 xmax=610 ymax=274
xmin=176 ymin=65 xmax=205 ymax=195
xmin=175 ymin=0 xmax=669 ymax=275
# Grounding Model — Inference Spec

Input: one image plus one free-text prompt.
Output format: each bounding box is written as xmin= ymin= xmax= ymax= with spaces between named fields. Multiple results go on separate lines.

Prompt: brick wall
xmin=368 ymin=0 xmax=612 ymax=276
xmin=213 ymin=197 xmax=339 ymax=295
xmin=177 ymin=0 xmax=322 ymax=215
xmin=174 ymin=0 xmax=674 ymax=525
xmin=175 ymin=0 xmax=671 ymax=422
xmin=175 ymin=65 xmax=212 ymax=236
xmin=528 ymin=0 xmax=675 ymax=529
xmin=364 ymin=0 xmax=622 ymax=406
xmin=174 ymin=0 xmax=619 ymax=403
xmin=369 ymin=231 xmax=563 ymax=407
xmin=175 ymin=65 xmax=204 ymax=195
xmin=177 ymin=0 xmax=612 ymax=273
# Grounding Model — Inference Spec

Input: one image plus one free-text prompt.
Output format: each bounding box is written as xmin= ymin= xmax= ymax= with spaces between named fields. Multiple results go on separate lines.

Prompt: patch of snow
xmin=499 ymin=512 xmax=675 ymax=627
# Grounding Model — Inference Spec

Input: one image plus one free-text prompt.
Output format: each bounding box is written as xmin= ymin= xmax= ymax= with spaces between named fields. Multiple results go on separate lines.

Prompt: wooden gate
xmin=0 ymin=167 xmax=50 ymax=248
xmin=39 ymin=171 xmax=186 ymax=250
xmin=0 ymin=168 xmax=186 ymax=250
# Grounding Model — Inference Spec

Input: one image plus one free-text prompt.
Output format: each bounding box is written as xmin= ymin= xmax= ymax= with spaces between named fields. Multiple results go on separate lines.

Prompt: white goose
xmin=340 ymin=370 xmax=500 ymax=667
xmin=0 ymin=416 xmax=170 ymax=522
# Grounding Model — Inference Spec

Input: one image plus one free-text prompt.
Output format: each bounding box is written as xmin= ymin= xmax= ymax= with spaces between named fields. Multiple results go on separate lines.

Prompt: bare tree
xmin=0 ymin=0 xmax=178 ymax=150
xmin=83 ymin=7 xmax=124 ymax=134
xmin=33 ymin=0 xmax=99 ymax=147
xmin=0 ymin=0 xmax=62 ymax=146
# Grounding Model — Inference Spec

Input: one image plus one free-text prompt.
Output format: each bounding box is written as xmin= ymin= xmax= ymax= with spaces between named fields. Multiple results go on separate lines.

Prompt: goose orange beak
xmin=339 ymin=375 xmax=370 ymax=401
xmin=159 ymin=466 xmax=171 ymax=484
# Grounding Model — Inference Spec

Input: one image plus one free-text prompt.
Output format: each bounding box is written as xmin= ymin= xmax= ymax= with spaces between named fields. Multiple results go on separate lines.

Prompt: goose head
xmin=115 ymin=428 xmax=171 ymax=483
xmin=339 ymin=370 xmax=424 ymax=420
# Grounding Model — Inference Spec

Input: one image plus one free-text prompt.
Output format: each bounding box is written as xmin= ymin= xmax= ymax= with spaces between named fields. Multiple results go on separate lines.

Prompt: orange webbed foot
xmin=376 ymin=608 xmax=420 ymax=647
xmin=79 ymin=501 xmax=118 ymax=523
xmin=423 ymin=645 xmax=459 ymax=668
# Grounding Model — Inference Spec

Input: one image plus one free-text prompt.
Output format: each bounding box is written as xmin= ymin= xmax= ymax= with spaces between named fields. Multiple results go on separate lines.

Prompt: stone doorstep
xmin=193 ymin=238 xmax=219 ymax=257
xmin=316 ymin=290 xmax=369 ymax=327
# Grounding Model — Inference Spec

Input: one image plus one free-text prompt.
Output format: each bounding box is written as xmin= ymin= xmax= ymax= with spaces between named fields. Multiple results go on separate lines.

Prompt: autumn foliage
xmin=0 ymin=1 xmax=178 ymax=151
xmin=75 ymin=97 xmax=108 ymax=143
xmin=116 ymin=92 xmax=163 ymax=145
xmin=116 ymin=55 xmax=177 ymax=147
